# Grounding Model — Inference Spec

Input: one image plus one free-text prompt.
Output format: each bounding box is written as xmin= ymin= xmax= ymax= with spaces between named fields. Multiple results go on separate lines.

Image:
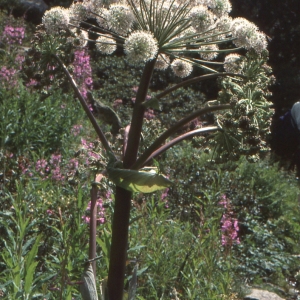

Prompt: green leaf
xmin=24 ymin=235 xmax=41 ymax=275
xmin=142 ymin=97 xmax=160 ymax=110
xmin=80 ymin=264 xmax=98 ymax=300
xmin=24 ymin=261 xmax=39 ymax=296
xmin=107 ymin=167 xmax=172 ymax=193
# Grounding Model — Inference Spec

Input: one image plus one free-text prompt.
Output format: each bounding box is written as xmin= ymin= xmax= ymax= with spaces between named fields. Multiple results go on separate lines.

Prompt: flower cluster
xmin=219 ymin=194 xmax=240 ymax=247
xmin=230 ymin=17 xmax=267 ymax=53
xmin=124 ymin=31 xmax=158 ymax=64
xmin=68 ymin=28 xmax=88 ymax=47
xmin=41 ymin=0 xmax=268 ymax=79
xmin=0 ymin=66 xmax=17 ymax=86
xmin=82 ymin=197 xmax=105 ymax=224
xmin=223 ymin=53 xmax=244 ymax=73
xmin=2 ymin=25 xmax=25 ymax=45
xmin=171 ymin=59 xmax=193 ymax=78
xmin=107 ymin=4 xmax=134 ymax=36
xmin=72 ymin=49 xmax=93 ymax=99
xmin=71 ymin=124 xmax=83 ymax=136
xmin=161 ymin=187 xmax=169 ymax=208
xmin=95 ymin=35 xmax=117 ymax=55
xmin=42 ymin=6 xmax=70 ymax=33
xmin=35 ymin=153 xmax=79 ymax=182
xmin=80 ymin=138 xmax=101 ymax=165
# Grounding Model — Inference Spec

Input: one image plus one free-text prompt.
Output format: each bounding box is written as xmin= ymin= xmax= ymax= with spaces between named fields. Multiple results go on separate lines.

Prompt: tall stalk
xmin=107 ymin=59 xmax=156 ymax=300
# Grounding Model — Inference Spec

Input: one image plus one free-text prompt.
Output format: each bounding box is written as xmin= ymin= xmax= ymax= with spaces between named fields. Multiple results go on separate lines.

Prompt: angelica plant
xmin=36 ymin=0 xmax=271 ymax=298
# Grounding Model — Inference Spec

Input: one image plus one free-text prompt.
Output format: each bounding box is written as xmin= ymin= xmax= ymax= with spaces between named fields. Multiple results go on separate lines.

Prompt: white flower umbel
xmin=171 ymin=58 xmax=193 ymax=78
xmin=107 ymin=4 xmax=134 ymax=36
xmin=95 ymin=8 xmax=110 ymax=29
xmin=199 ymin=44 xmax=219 ymax=60
xmin=68 ymin=3 xmax=89 ymax=25
xmin=68 ymin=28 xmax=88 ymax=47
xmin=207 ymin=0 xmax=232 ymax=17
xmin=251 ymin=31 xmax=268 ymax=54
xmin=124 ymin=31 xmax=158 ymax=64
xmin=42 ymin=7 xmax=70 ymax=33
xmin=223 ymin=53 xmax=244 ymax=73
xmin=230 ymin=17 xmax=267 ymax=52
xmin=95 ymin=35 xmax=117 ymax=55
xmin=155 ymin=54 xmax=170 ymax=70
xmin=189 ymin=5 xmax=216 ymax=33
xmin=215 ymin=15 xmax=232 ymax=32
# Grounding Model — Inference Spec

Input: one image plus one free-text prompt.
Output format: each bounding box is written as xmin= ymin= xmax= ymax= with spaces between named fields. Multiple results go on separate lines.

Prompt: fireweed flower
xmin=220 ymin=214 xmax=240 ymax=246
xmin=2 ymin=26 xmax=25 ymax=45
xmin=0 ymin=67 xmax=17 ymax=86
xmin=223 ymin=53 xmax=244 ymax=73
xmin=124 ymin=31 xmax=158 ymax=64
xmin=219 ymin=194 xmax=240 ymax=247
xmin=72 ymin=49 xmax=93 ymax=98
xmin=171 ymin=59 xmax=193 ymax=78
xmin=82 ymin=198 xmax=105 ymax=224
xmin=42 ymin=6 xmax=70 ymax=33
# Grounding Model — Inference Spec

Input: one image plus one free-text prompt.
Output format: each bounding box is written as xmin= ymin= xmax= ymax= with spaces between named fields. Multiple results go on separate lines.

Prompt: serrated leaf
xmin=107 ymin=167 xmax=172 ymax=193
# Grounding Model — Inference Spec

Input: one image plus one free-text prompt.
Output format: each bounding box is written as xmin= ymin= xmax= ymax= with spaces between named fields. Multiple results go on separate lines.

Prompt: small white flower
xmin=171 ymin=58 xmax=193 ymax=78
xmin=155 ymin=54 xmax=170 ymax=70
xmin=189 ymin=5 xmax=216 ymax=33
xmin=199 ymin=44 xmax=219 ymax=60
xmin=230 ymin=17 xmax=259 ymax=50
xmin=223 ymin=53 xmax=244 ymax=73
xmin=108 ymin=4 xmax=134 ymax=36
xmin=95 ymin=8 xmax=110 ymax=29
xmin=215 ymin=15 xmax=232 ymax=32
xmin=250 ymin=31 xmax=268 ymax=53
xmin=95 ymin=35 xmax=117 ymax=54
xmin=179 ymin=27 xmax=197 ymax=39
xmin=42 ymin=7 xmax=70 ymax=33
xmin=124 ymin=31 xmax=158 ymax=64
xmin=207 ymin=0 xmax=232 ymax=17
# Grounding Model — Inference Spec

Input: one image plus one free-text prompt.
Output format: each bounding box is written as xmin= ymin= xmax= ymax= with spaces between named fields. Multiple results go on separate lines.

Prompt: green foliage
xmin=161 ymin=141 xmax=300 ymax=290
xmin=0 ymin=183 xmax=51 ymax=299
xmin=127 ymin=197 xmax=236 ymax=299
xmin=0 ymin=83 xmax=83 ymax=156
xmin=0 ymin=181 xmax=93 ymax=299
xmin=225 ymin=159 xmax=300 ymax=285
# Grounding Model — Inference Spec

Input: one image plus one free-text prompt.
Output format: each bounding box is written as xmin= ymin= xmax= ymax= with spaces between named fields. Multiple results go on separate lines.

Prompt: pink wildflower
xmin=72 ymin=49 xmax=93 ymax=99
xmin=82 ymin=198 xmax=105 ymax=225
xmin=219 ymin=194 xmax=240 ymax=247
xmin=2 ymin=26 xmax=25 ymax=45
